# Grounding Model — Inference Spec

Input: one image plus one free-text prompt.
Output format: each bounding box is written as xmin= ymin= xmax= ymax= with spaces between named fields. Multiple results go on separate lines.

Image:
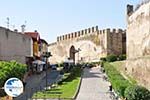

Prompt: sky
xmin=0 ymin=0 xmax=139 ymax=43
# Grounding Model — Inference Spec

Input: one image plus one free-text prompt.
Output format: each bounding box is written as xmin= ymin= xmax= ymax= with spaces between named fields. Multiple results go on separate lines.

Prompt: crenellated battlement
xmin=110 ymin=28 xmax=125 ymax=34
xmin=49 ymin=26 xmax=126 ymax=65
xmin=98 ymin=28 xmax=110 ymax=35
xmin=127 ymin=0 xmax=150 ymax=17
xmin=57 ymin=26 xmax=99 ymax=42
xmin=97 ymin=28 xmax=125 ymax=35
xmin=56 ymin=27 xmax=125 ymax=42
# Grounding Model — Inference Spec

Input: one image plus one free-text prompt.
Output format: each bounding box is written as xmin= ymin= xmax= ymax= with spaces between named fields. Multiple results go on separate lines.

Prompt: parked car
xmin=86 ymin=63 xmax=94 ymax=68
xmin=50 ymin=64 xmax=57 ymax=70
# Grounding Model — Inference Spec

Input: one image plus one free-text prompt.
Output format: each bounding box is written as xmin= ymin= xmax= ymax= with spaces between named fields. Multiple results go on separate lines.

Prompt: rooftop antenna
xmin=6 ymin=17 xmax=9 ymax=29
xmin=21 ymin=20 xmax=27 ymax=33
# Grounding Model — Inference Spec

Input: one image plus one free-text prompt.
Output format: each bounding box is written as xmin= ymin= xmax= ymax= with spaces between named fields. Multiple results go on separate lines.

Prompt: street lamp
xmin=43 ymin=52 xmax=52 ymax=90
xmin=77 ymin=48 xmax=81 ymax=63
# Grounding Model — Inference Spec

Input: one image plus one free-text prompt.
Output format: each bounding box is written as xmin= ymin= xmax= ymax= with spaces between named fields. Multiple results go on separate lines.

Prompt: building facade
xmin=0 ymin=27 xmax=33 ymax=64
xmin=40 ymin=39 xmax=48 ymax=62
xmin=25 ymin=31 xmax=41 ymax=59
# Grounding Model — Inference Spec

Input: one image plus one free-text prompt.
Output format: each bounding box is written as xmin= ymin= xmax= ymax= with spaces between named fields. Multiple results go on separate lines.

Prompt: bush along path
xmin=103 ymin=62 xmax=150 ymax=100
xmin=0 ymin=61 xmax=27 ymax=97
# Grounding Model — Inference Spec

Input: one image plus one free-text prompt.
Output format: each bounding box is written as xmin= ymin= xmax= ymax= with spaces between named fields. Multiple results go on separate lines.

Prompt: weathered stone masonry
xmin=48 ymin=26 xmax=126 ymax=64
xmin=126 ymin=2 xmax=150 ymax=90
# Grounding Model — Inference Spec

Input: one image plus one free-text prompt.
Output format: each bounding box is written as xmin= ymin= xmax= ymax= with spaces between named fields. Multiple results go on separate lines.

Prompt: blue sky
xmin=0 ymin=0 xmax=139 ymax=43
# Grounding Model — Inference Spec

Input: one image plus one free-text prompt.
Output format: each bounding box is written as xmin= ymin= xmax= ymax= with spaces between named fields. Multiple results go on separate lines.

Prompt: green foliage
xmin=91 ymin=61 xmax=100 ymax=65
xmin=106 ymin=54 xmax=118 ymax=62
xmin=58 ymin=62 xmax=64 ymax=67
xmin=124 ymin=85 xmax=150 ymax=100
xmin=126 ymin=75 xmax=137 ymax=85
xmin=0 ymin=61 xmax=27 ymax=88
xmin=100 ymin=57 xmax=106 ymax=61
xmin=104 ymin=62 xmax=131 ymax=97
xmin=33 ymin=66 xmax=82 ymax=99
xmin=101 ymin=54 xmax=126 ymax=63
xmin=100 ymin=57 xmax=106 ymax=67
xmin=118 ymin=54 xmax=126 ymax=60
xmin=58 ymin=67 xmax=81 ymax=85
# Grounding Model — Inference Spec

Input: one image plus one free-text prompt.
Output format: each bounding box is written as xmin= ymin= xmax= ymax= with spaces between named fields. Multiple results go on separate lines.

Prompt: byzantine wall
xmin=127 ymin=2 xmax=150 ymax=59
xmin=48 ymin=26 xmax=126 ymax=64
xmin=0 ymin=27 xmax=33 ymax=64
xmin=107 ymin=29 xmax=126 ymax=55
xmin=49 ymin=26 xmax=101 ymax=64
xmin=56 ymin=26 xmax=99 ymax=42
xmin=126 ymin=1 xmax=150 ymax=90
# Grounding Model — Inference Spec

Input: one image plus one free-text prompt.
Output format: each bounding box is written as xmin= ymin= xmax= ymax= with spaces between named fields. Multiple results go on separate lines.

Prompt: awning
xmin=32 ymin=60 xmax=45 ymax=65
xmin=64 ymin=59 xmax=74 ymax=63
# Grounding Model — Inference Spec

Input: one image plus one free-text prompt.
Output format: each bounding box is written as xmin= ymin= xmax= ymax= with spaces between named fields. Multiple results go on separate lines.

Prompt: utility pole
xmin=43 ymin=52 xmax=52 ymax=90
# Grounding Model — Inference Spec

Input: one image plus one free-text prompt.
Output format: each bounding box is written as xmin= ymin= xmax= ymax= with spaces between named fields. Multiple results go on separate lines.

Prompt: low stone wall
xmin=126 ymin=56 xmax=150 ymax=90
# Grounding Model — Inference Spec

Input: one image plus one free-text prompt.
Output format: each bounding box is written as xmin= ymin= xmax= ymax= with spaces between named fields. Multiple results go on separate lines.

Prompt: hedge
xmin=100 ymin=54 xmax=126 ymax=63
xmin=0 ymin=60 xmax=27 ymax=88
xmin=118 ymin=54 xmax=126 ymax=60
xmin=104 ymin=62 xmax=131 ymax=97
xmin=106 ymin=54 xmax=118 ymax=62
xmin=124 ymin=85 xmax=150 ymax=100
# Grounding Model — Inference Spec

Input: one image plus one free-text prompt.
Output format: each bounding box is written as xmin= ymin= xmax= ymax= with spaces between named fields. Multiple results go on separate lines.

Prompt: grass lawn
xmin=32 ymin=67 xmax=82 ymax=99
xmin=110 ymin=61 xmax=137 ymax=85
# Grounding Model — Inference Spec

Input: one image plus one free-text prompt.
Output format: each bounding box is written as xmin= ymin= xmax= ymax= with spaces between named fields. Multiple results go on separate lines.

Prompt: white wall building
xmin=0 ymin=27 xmax=33 ymax=64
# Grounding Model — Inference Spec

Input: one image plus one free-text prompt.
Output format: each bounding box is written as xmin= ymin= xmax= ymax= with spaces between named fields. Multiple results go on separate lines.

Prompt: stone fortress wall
xmin=126 ymin=1 xmax=150 ymax=89
xmin=56 ymin=26 xmax=99 ymax=42
xmin=48 ymin=26 xmax=126 ymax=64
xmin=127 ymin=1 xmax=150 ymax=59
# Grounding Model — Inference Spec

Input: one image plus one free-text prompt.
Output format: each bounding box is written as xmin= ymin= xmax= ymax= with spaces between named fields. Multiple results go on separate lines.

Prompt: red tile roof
xmin=25 ymin=32 xmax=40 ymax=41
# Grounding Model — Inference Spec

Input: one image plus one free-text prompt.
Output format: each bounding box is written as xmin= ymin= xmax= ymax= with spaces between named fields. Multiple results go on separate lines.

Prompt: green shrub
xmin=112 ymin=80 xmax=130 ymax=97
xmin=104 ymin=62 xmax=131 ymax=97
xmin=124 ymin=85 xmax=150 ymax=100
xmin=100 ymin=60 xmax=105 ymax=67
xmin=58 ymin=62 xmax=64 ymax=67
xmin=118 ymin=54 xmax=126 ymax=60
xmin=59 ymin=66 xmax=82 ymax=84
xmin=0 ymin=61 xmax=27 ymax=87
xmin=100 ymin=57 xmax=106 ymax=61
xmin=106 ymin=54 xmax=117 ymax=62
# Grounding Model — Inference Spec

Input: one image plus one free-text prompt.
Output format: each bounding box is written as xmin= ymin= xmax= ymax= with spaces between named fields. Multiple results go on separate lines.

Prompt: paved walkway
xmin=76 ymin=67 xmax=111 ymax=100
xmin=14 ymin=69 xmax=59 ymax=100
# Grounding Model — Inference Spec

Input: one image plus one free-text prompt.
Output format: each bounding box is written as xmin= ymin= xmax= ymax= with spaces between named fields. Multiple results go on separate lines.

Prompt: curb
xmin=72 ymin=68 xmax=84 ymax=100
